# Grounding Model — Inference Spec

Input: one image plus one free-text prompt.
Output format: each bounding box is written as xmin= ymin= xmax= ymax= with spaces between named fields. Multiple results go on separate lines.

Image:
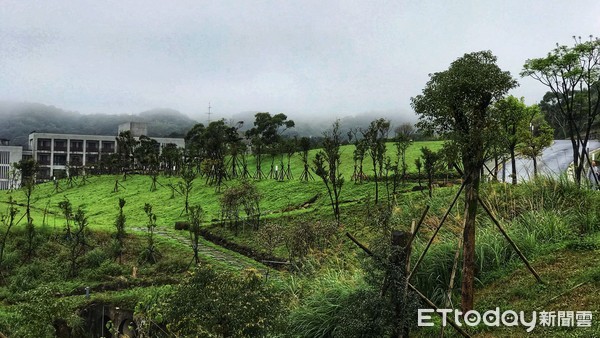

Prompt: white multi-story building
xmin=0 ymin=139 xmax=25 ymax=190
xmin=0 ymin=122 xmax=185 ymax=188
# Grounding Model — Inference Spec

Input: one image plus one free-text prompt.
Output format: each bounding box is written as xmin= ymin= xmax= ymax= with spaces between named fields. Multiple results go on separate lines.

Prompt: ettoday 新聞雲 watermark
xmin=418 ymin=308 xmax=593 ymax=332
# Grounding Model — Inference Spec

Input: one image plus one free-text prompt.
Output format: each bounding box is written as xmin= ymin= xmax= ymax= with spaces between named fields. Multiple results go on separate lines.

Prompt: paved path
xmin=130 ymin=226 xmax=268 ymax=272
xmin=496 ymin=140 xmax=600 ymax=183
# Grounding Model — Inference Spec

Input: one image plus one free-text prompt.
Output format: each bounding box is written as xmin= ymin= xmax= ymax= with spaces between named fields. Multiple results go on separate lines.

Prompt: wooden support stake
xmin=409 ymin=205 xmax=430 ymax=245
xmin=478 ymin=196 xmax=543 ymax=283
xmin=345 ymin=232 xmax=374 ymax=256
xmin=408 ymin=182 xmax=466 ymax=282
xmin=440 ymin=235 xmax=463 ymax=338
xmin=408 ymin=283 xmax=472 ymax=338
xmin=346 ymin=232 xmax=472 ymax=338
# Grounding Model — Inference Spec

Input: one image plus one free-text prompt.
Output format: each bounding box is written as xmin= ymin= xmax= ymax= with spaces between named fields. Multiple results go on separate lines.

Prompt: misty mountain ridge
xmin=0 ymin=102 xmax=197 ymax=146
xmin=0 ymin=102 xmax=416 ymax=146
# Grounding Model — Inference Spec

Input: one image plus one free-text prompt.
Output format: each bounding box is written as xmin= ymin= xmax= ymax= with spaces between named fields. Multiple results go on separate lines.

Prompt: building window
xmin=54 ymin=139 xmax=67 ymax=151
xmin=37 ymin=154 xmax=51 ymax=165
xmin=0 ymin=165 xmax=8 ymax=180
xmin=101 ymin=141 xmax=115 ymax=153
xmin=0 ymin=151 xmax=9 ymax=165
xmin=70 ymin=140 xmax=83 ymax=152
xmin=54 ymin=154 xmax=67 ymax=166
xmin=86 ymin=141 xmax=99 ymax=152
xmin=38 ymin=139 xmax=51 ymax=150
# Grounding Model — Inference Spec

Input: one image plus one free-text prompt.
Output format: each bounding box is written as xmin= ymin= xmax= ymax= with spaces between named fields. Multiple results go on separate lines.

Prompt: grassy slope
xmin=1 ymin=141 xmax=443 ymax=231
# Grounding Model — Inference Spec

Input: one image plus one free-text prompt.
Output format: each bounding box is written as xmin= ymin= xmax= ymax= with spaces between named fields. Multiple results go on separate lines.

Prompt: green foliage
xmin=362 ymin=118 xmax=390 ymax=204
xmin=188 ymin=204 xmax=204 ymax=264
xmin=4 ymin=286 xmax=82 ymax=338
xmin=137 ymin=265 xmax=286 ymax=337
xmin=65 ymin=207 xmax=90 ymax=277
xmin=522 ymin=37 xmax=600 ymax=185
xmin=140 ymin=203 xmax=160 ymax=264
xmin=517 ymin=104 xmax=554 ymax=176
xmin=313 ymin=120 xmax=344 ymax=224
xmin=220 ymin=180 xmax=262 ymax=233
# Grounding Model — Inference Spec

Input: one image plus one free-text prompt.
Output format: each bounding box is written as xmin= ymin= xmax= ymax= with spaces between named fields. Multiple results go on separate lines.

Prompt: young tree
xmin=362 ymin=118 xmax=390 ymax=204
xmin=490 ymin=95 xmax=530 ymax=184
xmin=140 ymin=203 xmax=159 ymax=264
xmin=178 ymin=163 xmax=196 ymax=216
xmin=412 ymin=50 xmax=517 ymax=311
xmin=522 ymin=36 xmax=600 ymax=185
xmin=313 ymin=121 xmax=344 ymax=225
xmin=14 ymin=159 xmax=39 ymax=259
xmin=245 ymin=113 xmax=295 ymax=179
xmin=420 ymin=147 xmax=441 ymax=198
xmin=114 ymin=198 xmax=127 ymax=264
xmin=394 ymin=125 xmax=414 ymax=185
xmin=188 ymin=205 xmax=204 ymax=265
xmin=58 ymin=197 xmax=73 ymax=240
xmin=66 ymin=207 xmax=89 ymax=277
xmin=298 ymin=137 xmax=314 ymax=181
xmin=160 ymin=143 xmax=182 ymax=176
xmin=116 ymin=130 xmax=139 ymax=176
xmin=518 ymin=105 xmax=555 ymax=176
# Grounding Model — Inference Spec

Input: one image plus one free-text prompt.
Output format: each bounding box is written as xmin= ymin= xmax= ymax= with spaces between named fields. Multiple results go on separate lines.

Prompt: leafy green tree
xmin=420 ymin=147 xmax=441 ymax=197
xmin=185 ymin=120 xmax=239 ymax=189
xmin=298 ymin=136 xmax=314 ymax=181
xmin=66 ymin=207 xmax=89 ymax=277
xmin=116 ymin=130 xmax=139 ymax=175
xmin=522 ymin=36 xmax=600 ymax=185
xmin=14 ymin=159 xmax=39 ymax=259
xmin=136 ymin=265 xmax=286 ymax=337
xmin=394 ymin=124 xmax=414 ymax=185
xmin=160 ymin=143 xmax=182 ymax=176
xmin=518 ymin=105 xmax=555 ymax=176
xmin=313 ymin=121 xmax=344 ymax=225
xmin=245 ymin=112 xmax=295 ymax=179
xmin=412 ymin=50 xmax=517 ymax=311
xmin=362 ymin=118 xmax=390 ymax=204
xmin=219 ymin=180 xmax=262 ymax=233
xmin=490 ymin=95 xmax=530 ymax=184
xmin=58 ymin=197 xmax=73 ymax=240
xmin=140 ymin=203 xmax=159 ymax=264
xmin=135 ymin=135 xmax=160 ymax=171
xmin=177 ymin=163 xmax=197 ymax=215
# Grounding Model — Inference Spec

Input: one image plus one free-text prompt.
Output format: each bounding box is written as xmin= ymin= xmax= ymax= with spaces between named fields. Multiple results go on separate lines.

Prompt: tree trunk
xmin=532 ymin=156 xmax=538 ymax=177
xmin=510 ymin=147 xmax=517 ymax=185
xmin=461 ymin=168 xmax=480 ymax=312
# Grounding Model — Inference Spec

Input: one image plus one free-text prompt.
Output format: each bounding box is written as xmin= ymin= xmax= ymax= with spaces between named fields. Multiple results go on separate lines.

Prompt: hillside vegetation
xmin=2 ymin=140 xmax=600 ymax=337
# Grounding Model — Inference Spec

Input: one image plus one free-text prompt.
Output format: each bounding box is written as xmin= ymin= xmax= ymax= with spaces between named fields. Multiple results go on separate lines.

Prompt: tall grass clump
xmin=286 ymin=269 xmax=366 ymax=337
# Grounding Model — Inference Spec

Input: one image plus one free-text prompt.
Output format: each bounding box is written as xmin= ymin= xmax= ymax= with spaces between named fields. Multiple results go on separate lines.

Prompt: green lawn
xmin=1 ymin=141 xmax=443 ymax=232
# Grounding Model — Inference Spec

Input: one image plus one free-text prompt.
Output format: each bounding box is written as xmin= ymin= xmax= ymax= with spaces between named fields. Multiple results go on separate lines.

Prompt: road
xmin=493 ymin=140 xmax=600 ymax=183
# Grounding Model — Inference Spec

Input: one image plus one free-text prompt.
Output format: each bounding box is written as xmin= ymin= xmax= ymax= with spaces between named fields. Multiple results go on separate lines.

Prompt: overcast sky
xmin=1 ymin=1 xmax=599 ymax=121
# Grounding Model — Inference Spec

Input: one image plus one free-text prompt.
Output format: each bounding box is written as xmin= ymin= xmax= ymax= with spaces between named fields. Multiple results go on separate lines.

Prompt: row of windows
xmin=36 ymin=139 xmax=116 ymax=151
xmin=37 ymin=154 xmax=100 ymax=165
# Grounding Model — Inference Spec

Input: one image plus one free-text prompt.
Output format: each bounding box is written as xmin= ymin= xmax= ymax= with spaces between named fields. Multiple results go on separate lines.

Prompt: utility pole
xmin=207 ymin=102 xmax=212 ymax=124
